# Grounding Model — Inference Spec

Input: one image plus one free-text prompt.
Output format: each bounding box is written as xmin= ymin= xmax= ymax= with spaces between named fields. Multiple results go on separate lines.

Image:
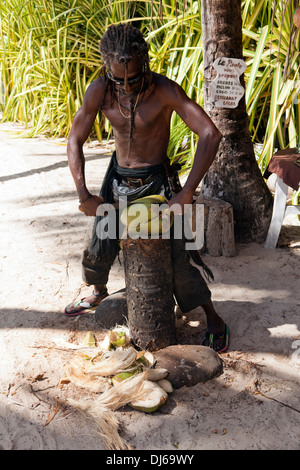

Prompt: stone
xmin=154 ymin=344 xmax=223 ymax=389
xmin=95 ymin=288 xmax=128 ymax=329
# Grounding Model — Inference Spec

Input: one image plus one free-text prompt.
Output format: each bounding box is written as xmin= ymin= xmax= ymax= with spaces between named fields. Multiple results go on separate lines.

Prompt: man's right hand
xmin=78 ymin=195 xmax=105 ymax=216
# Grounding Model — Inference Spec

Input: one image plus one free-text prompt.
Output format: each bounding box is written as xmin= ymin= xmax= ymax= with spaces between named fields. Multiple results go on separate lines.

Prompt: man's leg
xmin=201 ymin=299 xmax=225 ymax=333
xmin=74 ymin=283 xmax=108 ymax=308
xmin=64 ymin=290 xmax=108 ymax=316
xmin=170 ymin=228 xmax=229 ymax=352
xmin=64 ymin=217 xmax=119 ymax=315
xmin=200 ymin=299 xmax=229 ymax=352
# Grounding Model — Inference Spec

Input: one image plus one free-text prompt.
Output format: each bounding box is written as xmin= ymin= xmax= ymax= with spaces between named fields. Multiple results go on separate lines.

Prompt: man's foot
xmin=201 ymin=324 xmax=229 ymax=353
xmin=64 ymin=290 xmax=108 ymax=316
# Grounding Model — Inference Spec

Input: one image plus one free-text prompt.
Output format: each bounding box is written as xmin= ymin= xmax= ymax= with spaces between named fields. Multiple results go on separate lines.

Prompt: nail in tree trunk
xmin=122 ymin=237 xmax=176 ymax=351
xmin=201 ymin=0 xmax=273 ymax=243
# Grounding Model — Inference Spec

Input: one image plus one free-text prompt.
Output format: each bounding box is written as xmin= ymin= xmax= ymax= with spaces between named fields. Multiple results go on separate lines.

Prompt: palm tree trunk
xmin=122 ymin=237 xmax=176 ymax=351
xmin=201 ymin=0 xmax=273 ymax=242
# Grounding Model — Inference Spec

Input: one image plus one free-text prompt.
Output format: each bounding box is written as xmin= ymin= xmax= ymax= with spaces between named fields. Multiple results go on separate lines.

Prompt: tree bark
xmin=122 ymin=237 xmax=176 ymax=351
xmin=194 ymin=196 xmax=235 ymax=256
xmin=201 ymin=0 xmax=273 ymax=242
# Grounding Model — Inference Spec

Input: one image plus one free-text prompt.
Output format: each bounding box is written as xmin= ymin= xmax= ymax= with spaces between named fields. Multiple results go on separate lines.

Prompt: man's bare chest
xmin=102 ymin=89 xmax=171 ymax=134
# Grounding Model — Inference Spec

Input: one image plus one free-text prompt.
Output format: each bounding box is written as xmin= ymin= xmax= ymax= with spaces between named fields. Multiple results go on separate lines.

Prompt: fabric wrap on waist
xmin=88 ymin=151 xmax=169 ymax=260
xmin=100 ymin=151 xmax=166 ymax=203
xmin=115 ymin=161 xmax=165 ymax=179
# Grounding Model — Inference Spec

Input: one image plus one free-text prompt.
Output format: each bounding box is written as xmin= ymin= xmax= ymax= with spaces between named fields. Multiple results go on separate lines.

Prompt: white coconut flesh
xmin=144 ymin=367 xmax=168 ymax=381
xmin=157 ymin=379 xmax=174 ymax=393
xmin=129 ymin=380 xmax=168 ymax=413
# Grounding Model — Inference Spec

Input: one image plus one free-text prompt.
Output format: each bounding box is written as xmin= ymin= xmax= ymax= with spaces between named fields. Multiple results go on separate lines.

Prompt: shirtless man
xmin=65 ymin=23 xmax=229 ymax=352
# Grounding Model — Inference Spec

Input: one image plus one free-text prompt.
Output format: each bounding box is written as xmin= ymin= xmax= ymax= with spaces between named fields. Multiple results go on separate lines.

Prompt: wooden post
xmin=194 ymin=196 xmax=236 ymax=257
xmin=122 ymin=237 xmax=176 ymax=351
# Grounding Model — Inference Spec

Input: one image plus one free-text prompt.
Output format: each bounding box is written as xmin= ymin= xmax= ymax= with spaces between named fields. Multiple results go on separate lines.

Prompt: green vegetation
xmin=1 ymin=0 xmax=300 ymax=173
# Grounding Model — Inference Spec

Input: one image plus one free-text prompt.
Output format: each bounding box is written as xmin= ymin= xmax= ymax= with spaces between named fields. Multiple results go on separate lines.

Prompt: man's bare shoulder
xmin=152 ymin=72 xmax=177 ymax=88
xmin=152 ymin=72 xmax=187 ymax=103
xmin=82 ymin=76 xmax=106 ymax=109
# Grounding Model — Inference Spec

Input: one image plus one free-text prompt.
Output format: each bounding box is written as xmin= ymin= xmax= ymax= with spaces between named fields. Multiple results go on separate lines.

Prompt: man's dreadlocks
xmin=99 ymin=23 xmax=151 ymax=156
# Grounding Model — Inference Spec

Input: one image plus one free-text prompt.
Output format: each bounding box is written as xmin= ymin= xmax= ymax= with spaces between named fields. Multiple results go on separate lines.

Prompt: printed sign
xmin=209 ymin=57 xmax=246 ymax=109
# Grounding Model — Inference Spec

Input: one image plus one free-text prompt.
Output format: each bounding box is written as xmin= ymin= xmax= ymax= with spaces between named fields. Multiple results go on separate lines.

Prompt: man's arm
xmin=67 ymin=79 xmax=105 ymax=216
xmin=164 ymin=80 xmax=222 ymax=211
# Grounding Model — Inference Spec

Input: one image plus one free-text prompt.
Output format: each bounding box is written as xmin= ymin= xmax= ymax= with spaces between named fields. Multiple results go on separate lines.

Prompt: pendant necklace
xmin=117 ymin=77 xmax=144 ymax=119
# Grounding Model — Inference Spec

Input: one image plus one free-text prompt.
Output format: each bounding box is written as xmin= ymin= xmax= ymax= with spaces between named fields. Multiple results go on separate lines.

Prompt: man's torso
xmin=97 ymin=73 xmax=175 ymax=168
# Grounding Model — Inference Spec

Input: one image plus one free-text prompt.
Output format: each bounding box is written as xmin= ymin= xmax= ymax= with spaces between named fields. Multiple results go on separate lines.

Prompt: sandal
xmin=201 ymin=324 xmax=229 ymax=353
xmin=64 ymin=290 xmax=108 ymax=317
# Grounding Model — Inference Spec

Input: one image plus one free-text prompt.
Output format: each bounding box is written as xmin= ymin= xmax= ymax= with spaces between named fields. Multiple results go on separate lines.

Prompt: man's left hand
xmin=168 ymin=188 xmax=194 ymax=215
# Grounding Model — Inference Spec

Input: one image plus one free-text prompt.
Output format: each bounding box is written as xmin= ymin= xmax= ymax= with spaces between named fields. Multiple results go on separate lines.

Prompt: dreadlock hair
xmin=98 ymin=23 xmax=151 ymax=156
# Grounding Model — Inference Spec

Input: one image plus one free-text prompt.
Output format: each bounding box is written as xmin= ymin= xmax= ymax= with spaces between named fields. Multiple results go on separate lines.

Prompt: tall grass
xmin=243 ymin=0 xmax=300 ymax=170
xmin=0 ymin=0 xmax=114 ymax=137
xmin=1 ymin=0 xmax=300 ymax=174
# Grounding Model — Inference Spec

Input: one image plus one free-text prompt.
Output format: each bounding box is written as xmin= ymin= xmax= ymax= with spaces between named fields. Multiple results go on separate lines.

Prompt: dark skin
xmin=67 ymin=54 xmax=225 ymax=346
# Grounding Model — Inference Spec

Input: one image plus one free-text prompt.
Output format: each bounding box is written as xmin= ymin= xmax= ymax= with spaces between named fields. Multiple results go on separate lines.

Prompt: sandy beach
xmin=0 ymin=122 xmax=299 ymax=451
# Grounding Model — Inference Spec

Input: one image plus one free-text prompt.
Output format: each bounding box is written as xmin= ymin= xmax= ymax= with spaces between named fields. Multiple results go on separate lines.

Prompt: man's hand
xmin=168 ymin=188 xmax=194 ymax=215
xmin=78 ymin=195 xmax=105 ymax=216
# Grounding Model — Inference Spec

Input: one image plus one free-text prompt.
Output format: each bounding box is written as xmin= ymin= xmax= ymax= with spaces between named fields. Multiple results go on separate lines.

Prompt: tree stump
xmin=194 ymin=196 xmax=235 ymax=257
xmin=122 ymin=237 xmax=176 ymax=351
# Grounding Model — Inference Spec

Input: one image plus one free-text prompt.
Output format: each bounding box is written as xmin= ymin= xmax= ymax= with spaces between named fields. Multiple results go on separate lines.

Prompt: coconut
xmin=120 ymin=195 xmax=173 ymax=238
xmin=136 ymin=350 xmax=155 ymax=367
xmin=109 ymin=330 xmax=130 ymax=348
xmin=65 ymin=355 xmax=111 ymax=393
xmin=67 ymin=346 xmax=137 ymax=377
xmin=157 ymin=379 xmax=174 ymax=394
xmin=82 ymin=331 xmax=96 ymax=348
xmin=129 ymin=380 xmax=168 ymax=413
xmin=87 ymin=347 xmax=137 ymax=377
xmin=120 ymin=202 xmax=153 ymax=226
xmin=95 ymin=372 xmax=147 ymax=410
xmin=144 ymin=367 xmax=169 ymax=381
xmin=98 ymin=334 xmax=112 ymax=351
xmin=112 ymin=370 xmax=139 ymax=385
xmin=137 ymin=207 xmax=173 ymax=236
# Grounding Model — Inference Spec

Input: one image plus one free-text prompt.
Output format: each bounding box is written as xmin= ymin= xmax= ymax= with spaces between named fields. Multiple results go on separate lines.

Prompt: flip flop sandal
xmin=64 ymin=290 xmax=108 ymax=317
xmin=201 ymin=324 xmax=229 ymax=353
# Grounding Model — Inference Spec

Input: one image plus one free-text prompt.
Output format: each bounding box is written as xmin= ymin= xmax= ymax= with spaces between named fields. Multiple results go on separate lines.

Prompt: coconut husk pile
xmin=64 ymin=328 xmax=173 ymax=450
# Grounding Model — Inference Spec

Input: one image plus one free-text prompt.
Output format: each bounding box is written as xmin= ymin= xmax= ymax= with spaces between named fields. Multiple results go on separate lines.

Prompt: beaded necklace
xmin=116 ymin=77 xmax=144 ymax=119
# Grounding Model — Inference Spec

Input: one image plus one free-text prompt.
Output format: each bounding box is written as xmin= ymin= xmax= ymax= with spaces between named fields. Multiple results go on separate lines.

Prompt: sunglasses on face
xmin=107 ymin=71 xmax=143 ymax=86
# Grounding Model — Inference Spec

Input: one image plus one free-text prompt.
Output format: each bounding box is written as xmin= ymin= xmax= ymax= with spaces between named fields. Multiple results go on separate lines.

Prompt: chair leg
xmin=264 ymin=176 xmax=289 ymax=249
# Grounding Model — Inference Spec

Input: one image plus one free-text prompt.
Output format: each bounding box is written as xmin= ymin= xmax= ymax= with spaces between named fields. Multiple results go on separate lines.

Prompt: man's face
xmin=108 ymin=54 xmax=143 ymax=96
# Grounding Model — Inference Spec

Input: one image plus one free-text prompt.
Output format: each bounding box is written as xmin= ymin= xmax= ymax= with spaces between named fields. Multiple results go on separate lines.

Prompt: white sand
xmin=0 ymin=122 xmax=299 ymax=450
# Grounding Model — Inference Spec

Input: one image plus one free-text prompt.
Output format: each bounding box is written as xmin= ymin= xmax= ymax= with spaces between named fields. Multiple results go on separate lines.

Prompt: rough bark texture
xmin=122 ymin=237 xmax=176 ymax=351
xmin=194 ymin=197 xmax=236 ymax=256
xmin=201 ymin=0 xmax=273 ymax=242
